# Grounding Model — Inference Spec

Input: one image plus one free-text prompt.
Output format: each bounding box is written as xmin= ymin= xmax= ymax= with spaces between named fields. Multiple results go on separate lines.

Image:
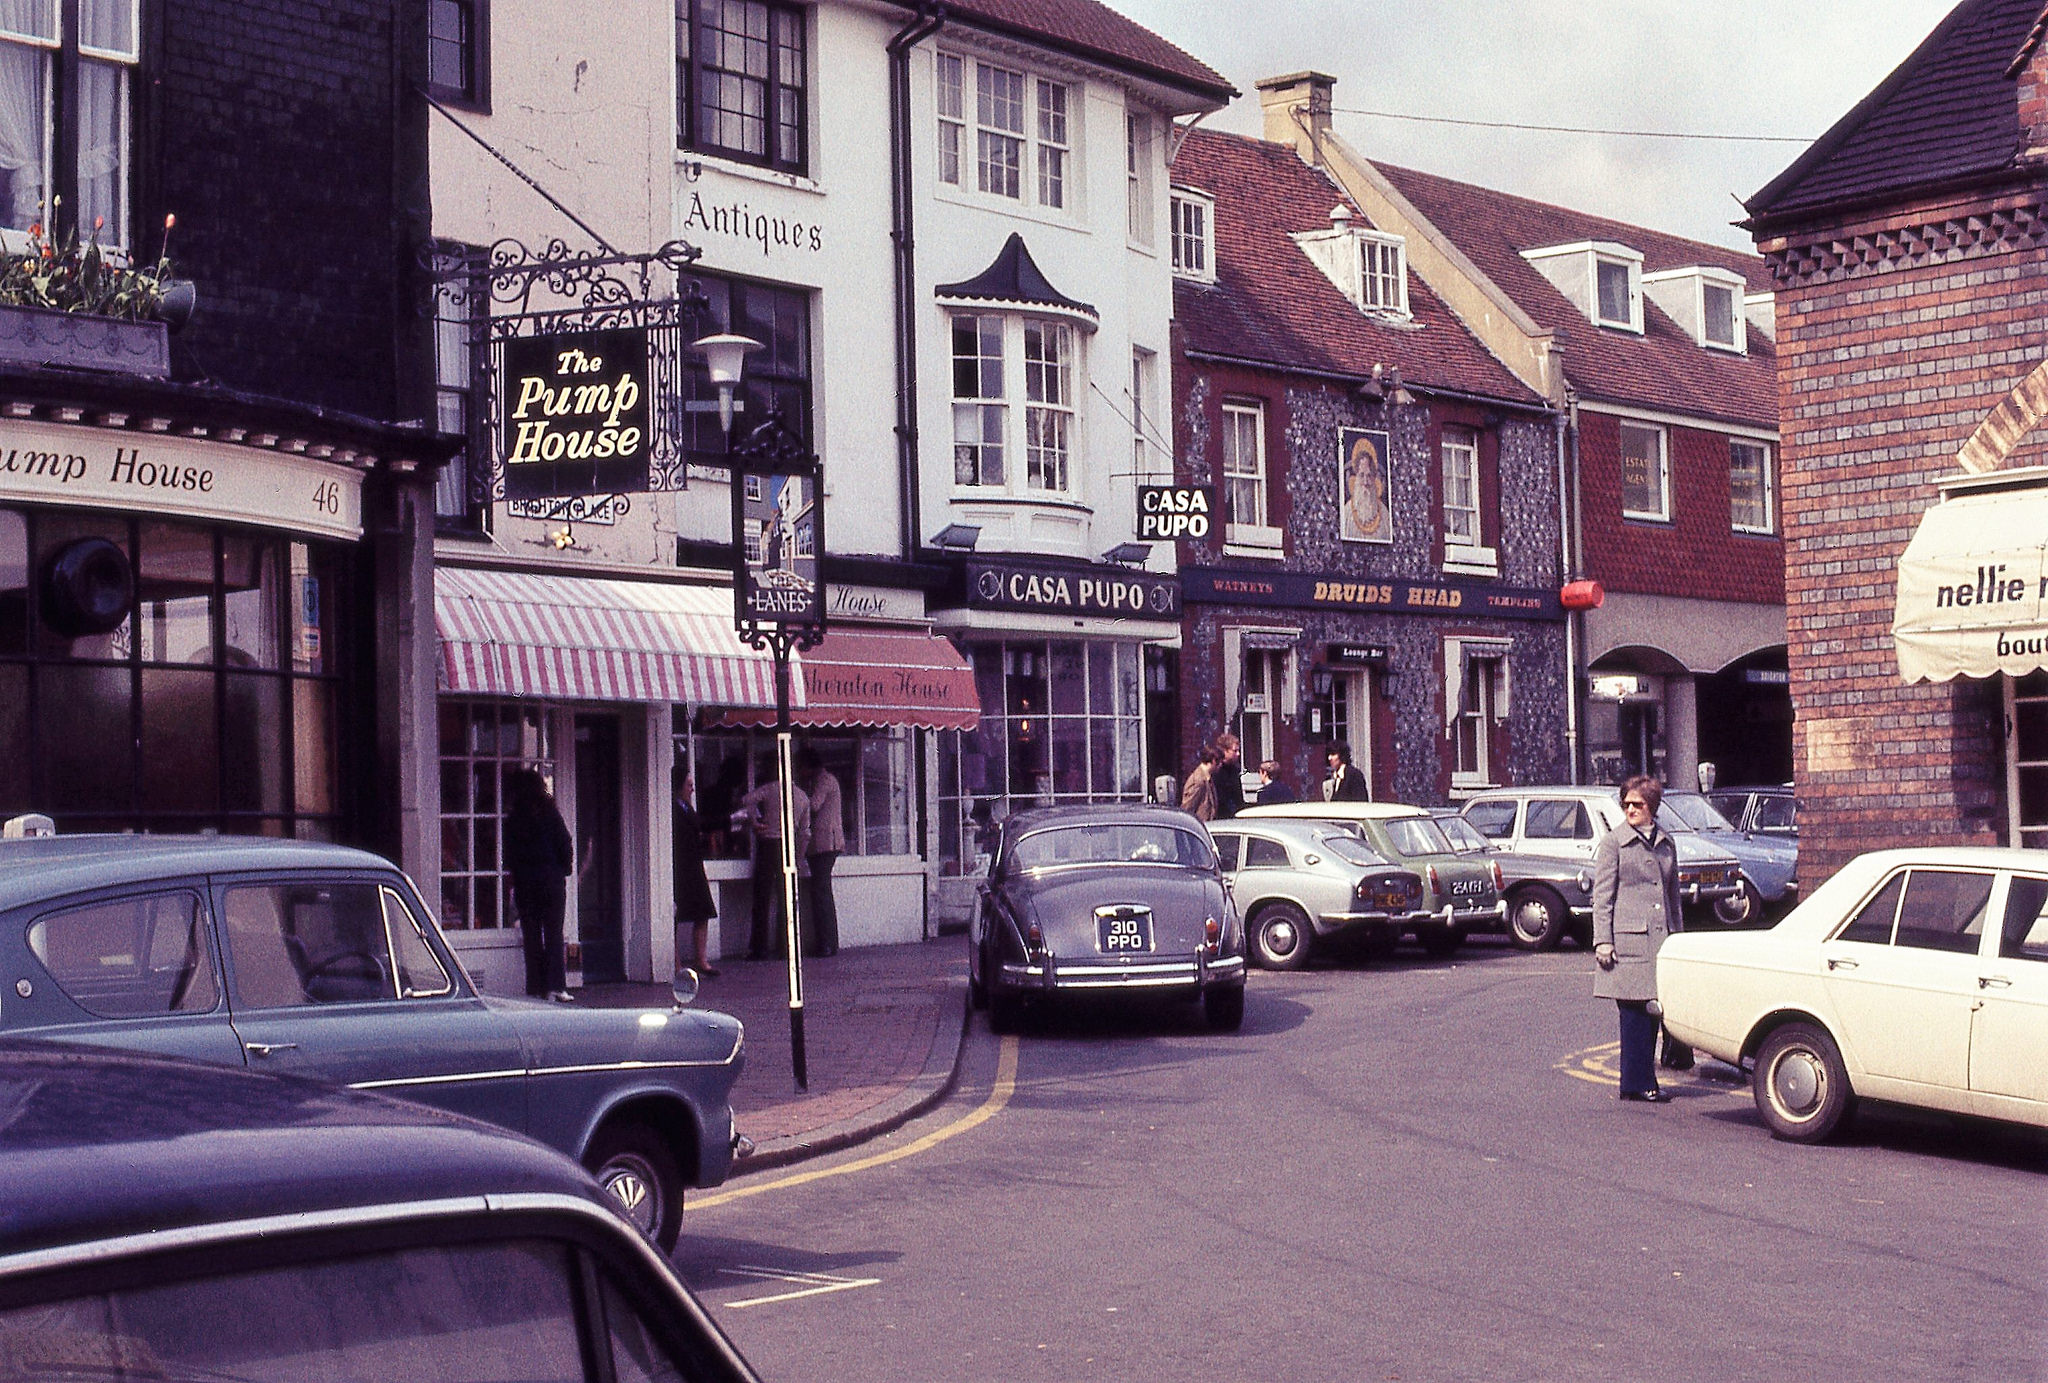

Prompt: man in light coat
xmin=797 ymin=747 xmax=844 ymax=957
xmin=1592 ymin=774 xmax=1682 ymax=1102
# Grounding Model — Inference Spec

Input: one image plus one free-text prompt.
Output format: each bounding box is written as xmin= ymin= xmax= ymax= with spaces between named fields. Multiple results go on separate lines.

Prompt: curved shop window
xmin=0 ymin=506 xmax=350 ymax=837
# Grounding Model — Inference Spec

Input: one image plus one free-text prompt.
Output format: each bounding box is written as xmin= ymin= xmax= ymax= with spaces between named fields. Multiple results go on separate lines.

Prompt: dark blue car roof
xmin=0 ymin=1041 xmax=610 ymax=1259
xmin=0 ymin=835 xmax=399 ymax=914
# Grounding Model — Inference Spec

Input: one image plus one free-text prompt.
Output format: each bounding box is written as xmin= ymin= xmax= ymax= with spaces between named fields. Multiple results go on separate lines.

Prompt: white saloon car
xmin=1658 ymin=847 xmax=2048 ymax=1142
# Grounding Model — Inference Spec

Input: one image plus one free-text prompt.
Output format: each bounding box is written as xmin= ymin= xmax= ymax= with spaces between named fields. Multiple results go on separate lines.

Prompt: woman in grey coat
xmin=1592 ymin=775 xmax=1682 ymax=1102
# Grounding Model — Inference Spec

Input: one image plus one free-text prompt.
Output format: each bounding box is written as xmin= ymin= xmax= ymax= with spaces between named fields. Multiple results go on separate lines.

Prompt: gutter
xmin=888 ymin=5 xmax=945 ymax=562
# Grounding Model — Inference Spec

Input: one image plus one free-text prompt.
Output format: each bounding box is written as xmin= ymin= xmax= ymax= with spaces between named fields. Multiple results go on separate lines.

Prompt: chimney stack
xmin=1256 ymin=72 xmax=1335 ymax=164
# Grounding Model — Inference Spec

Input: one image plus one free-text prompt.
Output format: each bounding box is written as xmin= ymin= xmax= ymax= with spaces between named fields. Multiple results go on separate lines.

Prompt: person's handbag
xmin=1659 ymin=1025 xmax=1695 ymax=1071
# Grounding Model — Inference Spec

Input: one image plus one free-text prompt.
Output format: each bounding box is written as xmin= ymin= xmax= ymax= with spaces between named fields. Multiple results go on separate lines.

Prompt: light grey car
xmin=1208 ymin=818 xmax=1427 ymax=970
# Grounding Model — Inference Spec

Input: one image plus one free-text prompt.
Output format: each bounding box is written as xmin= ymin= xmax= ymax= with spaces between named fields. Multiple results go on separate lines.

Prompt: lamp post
xmin=692 ymin=330 xmax=825 ymax=1090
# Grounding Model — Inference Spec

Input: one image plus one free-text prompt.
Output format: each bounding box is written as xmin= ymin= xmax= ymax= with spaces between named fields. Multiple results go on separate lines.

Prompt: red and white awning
xmin=716 ymin=624 xmax=981 ymax=731
xmin=436 ymin=567 xmax=790 ymax=708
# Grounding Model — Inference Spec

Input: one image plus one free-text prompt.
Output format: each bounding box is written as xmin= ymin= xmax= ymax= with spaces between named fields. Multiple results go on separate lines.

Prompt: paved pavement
xmin=575 ymin=937 xmax=969 ymax=1174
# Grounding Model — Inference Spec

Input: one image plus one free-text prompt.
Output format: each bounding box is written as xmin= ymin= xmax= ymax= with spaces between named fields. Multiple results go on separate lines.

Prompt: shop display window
xmin=673 ymin=711 xmax=915 ymax=861
xmin=437 ymin=701 xmax=554 ymax=930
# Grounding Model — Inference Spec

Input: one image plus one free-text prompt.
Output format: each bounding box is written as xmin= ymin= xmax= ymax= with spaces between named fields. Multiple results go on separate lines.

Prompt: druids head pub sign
xmin=500 ymin=328 xmax=652 ymax=499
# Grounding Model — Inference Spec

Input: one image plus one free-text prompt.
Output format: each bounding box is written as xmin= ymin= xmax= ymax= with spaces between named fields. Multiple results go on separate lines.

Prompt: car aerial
xmin=969 ymin=803 xmax=1247 ymax=1031
xmin=1659 ymin=789 xmax=1800 ymax=924
xmin=1459 ymin=787 xmax=1745 ymax=950
xmin=1705 ymin=784 xmax=1798 ymax=839
xmin=1238 ymin=802 xmax=1505 ymax=957
xmin=0 ymin=1042 xmax=760 ymax=1380
xmin=0 ymin=833 xmax=744 ymax=1251
xmin=1429 ymin=806 xmax=1598 ymax=949
xmin=1209 ymin=816 xmax=1426 ymax=970
xmin=1658 ymin=847 xmax=2048 ymax=1144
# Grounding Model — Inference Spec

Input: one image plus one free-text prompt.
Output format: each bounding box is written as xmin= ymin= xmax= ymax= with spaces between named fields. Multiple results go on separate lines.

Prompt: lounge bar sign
xmin=1326 ymin=642 xmax=1389 ymax=667
xmin=966 ymin=559 xmax=1181 ymax=619
xmin=500 ymin=327 xmax=652 ymax=499
xmin=1183 ymin=566 xmax=1561 ymax=622
xmin=1137 ymin=484 xmax=1214 ymax=540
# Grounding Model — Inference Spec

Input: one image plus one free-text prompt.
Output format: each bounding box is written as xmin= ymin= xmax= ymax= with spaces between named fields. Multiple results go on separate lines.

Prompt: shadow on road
xmin=1687 ymin=1095 xmax=2048 ymax=1172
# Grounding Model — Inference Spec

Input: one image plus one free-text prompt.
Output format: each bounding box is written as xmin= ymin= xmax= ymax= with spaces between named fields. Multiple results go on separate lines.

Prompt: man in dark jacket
xmin=1256 ymin=760 xmax=1299 ymax=804
xmin=1213 ymin=733 xmax=1246 ymax=819
xmin=1324 ymin=743 xmax=1371 ymax=802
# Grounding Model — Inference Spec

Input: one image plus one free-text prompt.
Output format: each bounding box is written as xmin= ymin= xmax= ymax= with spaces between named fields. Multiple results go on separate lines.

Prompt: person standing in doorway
xmin=504 ymin=767 xmax=575 ymax=1002
xmin=1592 ymin=774 xmax=1682 ymax=1102
xmin=1213 ymin=733 xmax=1246 ymax=820
xmin=739 ymin=757 xmax=811 ymax=961
xmin=672 ymin=771 xmax=718 ymax=979
xmin=1256 ymin=760 xmax=1299 ymax=804
xmin=1181 ymin=746 xmax=1220 ymax=821
xmin=797 ymin=747 xmax=844 ymax=957
xmin=1324 ymin=743 xmax=1370 ymax=802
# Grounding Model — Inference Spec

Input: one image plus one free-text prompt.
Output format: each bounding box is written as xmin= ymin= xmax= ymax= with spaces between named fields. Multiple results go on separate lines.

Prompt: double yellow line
xmin=692 ymin=1034 xmax=1019 ymax=1209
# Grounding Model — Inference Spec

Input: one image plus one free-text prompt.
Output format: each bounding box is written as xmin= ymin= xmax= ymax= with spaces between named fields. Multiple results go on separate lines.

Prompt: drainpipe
xmin=889 ymin=4 xmax=944 ymax=561
xmin=1555 ymin=403 xmax=1579 ymax=785
xmin=1564 ymin=388 xmax=1587 ymax=784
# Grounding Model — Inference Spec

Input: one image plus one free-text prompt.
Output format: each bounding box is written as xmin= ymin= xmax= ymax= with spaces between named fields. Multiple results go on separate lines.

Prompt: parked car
xmin=1658 ymin=847 xmax=2048 ymax=1143
xmin=1705 ymin=784 xmax=1798 ymax=838
xmin=1659 ymin=789 xmax=1799 ymax=924
xmin=1209 ymin=817 xmax=1426 ymax=969
xmin=1459 ymin=787 xmax=1745 ymax=949
xmin=1238 ymin=802 xmax=1504 ymax=956
xmin=1430 ymin=806 xmax=1597 ymax=949
xmin=0 ymin=834 xmax=745 ymax=1250
xmin=0 ymin=1042 xmax=759 ymax=1380
xmin=968 ymin=804 xmax=1247 ymax=1030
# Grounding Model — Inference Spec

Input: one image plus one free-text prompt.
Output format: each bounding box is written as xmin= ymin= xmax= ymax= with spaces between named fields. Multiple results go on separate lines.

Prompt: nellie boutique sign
xmin=500 ymin=328 xmax=652 ymax=499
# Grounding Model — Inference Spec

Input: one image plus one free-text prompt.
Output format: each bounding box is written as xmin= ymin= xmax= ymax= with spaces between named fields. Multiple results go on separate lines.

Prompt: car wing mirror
xmin=671 ymin=968 xmax=700 ymax=1009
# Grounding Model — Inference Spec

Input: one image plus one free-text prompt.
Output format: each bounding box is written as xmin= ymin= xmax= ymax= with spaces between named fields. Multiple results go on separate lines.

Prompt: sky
xmin=1114 ymin=0 xmax=1967 ymax=252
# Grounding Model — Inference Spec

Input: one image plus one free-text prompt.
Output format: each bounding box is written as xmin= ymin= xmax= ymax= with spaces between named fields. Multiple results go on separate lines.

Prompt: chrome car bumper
xmin=999 ymin=950 xmax=1247 ymax=992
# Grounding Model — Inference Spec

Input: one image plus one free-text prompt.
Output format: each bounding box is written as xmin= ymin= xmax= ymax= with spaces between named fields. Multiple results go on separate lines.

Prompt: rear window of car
xmin=1436 ymin=818 xmax=1488 ymax=853
xmin=1524 ymin=800 xmax=1591 ymax=840
xmin=1321 ymin=834 xmax=1386 ymax=868
xmin=1244 ymin=837 xmax=1290 ymax=868
xmin=1381 ymin=818 xmax=1453 ymax=858
xmin=27 ymin=891 xmax=219 ymax=1019
xmin=1010 ymin=824 xmax=1216 ymax=871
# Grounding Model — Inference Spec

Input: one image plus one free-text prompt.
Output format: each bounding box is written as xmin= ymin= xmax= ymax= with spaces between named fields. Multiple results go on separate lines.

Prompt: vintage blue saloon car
xmin=969 ymin=804 xmax=1247 ymax=1031
xmin=0 ymin=835 xmax=744 ymax=1250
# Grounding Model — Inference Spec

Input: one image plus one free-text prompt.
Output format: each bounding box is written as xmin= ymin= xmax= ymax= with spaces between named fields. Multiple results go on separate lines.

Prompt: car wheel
xmin=989 ymin=986 xmax=1025 ymax=1035
xmin=584 ymin=1122 xmax=683 ymax=1252
xmin=1753 ymin=1022 xmax=1856 ymax=1143
xmin=1249 ymin=901 xmax=1313 ymax=970
xmin=1507 ymin=885 xmax=1567 ymax=951
xmin=1418 ymin=923 xmax=1466 ymax=959
xmin=1713 ymin=879 xmax=1763 ymax=927
xmin=1203 ymin=984 xmax=1245 ymax=1031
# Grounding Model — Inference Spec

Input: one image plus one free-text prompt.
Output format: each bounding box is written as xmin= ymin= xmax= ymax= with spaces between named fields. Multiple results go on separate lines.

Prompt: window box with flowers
xmin=0 ymin=215 xmax=187 ymax=377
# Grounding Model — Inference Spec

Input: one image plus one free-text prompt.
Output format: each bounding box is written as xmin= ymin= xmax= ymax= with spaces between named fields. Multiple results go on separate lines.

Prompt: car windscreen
xmin=1320 ymin=834 xmax=1389 ymax=868
xmin=1380 ymin=817 xmax=1454 ymax=858
xmin=1435 ymin=818 xmax=1489 ymax=853
xmin=1661 ymin=793 xmax=1734 ymax=831
xmin=1010 ymin=823 xmax=1216 ymax=871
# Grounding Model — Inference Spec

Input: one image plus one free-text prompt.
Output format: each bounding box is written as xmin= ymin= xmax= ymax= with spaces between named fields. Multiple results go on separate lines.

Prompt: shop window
xmin=438 ymin=701 xmax=555 ymax=930
xmin=681 ymin=272 xmax=812 ymax=472
xmin=951 ymin=312 xmax=1077 ymax=496
xmin=0 ymin=0 xmax=138 ymax=245
xmin=1619 ymin=421 xmax=1669 ymax=521
xmin=676 ymin=0 xmax=807 ymax=174
xmin=675 ymin=715 xmax=916 ymax=861
xmin=426 ymin=0 xmax=489 ymax=111
xmin=1730 ymin=439 xmax=1775 ymax=535
xmin=2010 ymin=671 xmax=2048 ymax=851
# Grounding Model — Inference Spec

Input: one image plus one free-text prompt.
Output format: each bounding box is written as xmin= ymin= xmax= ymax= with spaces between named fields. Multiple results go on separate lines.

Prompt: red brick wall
xmin=1577 ymin=411 xmax=1785 ymax=604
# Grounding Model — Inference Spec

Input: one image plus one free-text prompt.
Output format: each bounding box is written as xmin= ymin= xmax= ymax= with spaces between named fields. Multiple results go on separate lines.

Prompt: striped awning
xmin=716 ymin=624 xmax=980 ymax=730
xmin=435 ymin=567 xmax=792 ymax=708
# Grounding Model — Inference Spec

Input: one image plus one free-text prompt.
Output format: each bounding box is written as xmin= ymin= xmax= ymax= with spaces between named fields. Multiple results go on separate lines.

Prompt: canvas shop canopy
xmin=1893 ymin=477 xmax=2048 ymax=683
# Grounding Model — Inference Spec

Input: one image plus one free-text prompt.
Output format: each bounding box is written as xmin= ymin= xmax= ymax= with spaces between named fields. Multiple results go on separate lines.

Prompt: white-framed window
xmin=1170 ymin=188 xmax=1213 ymax=281
xmin=1730 ymin=439 xmax=1775 ymax=534
xmin=1359 ymin=231 xmax=1406 ymax=315
xmin=1446 ymin=639 xmax=1511 ymax=789
xmin=1644 ymin=265 xmax=1749 ymax=353
xmin=1618 ymin=420 xmax=1669 ymax=521
xmin=439 ymin=701 xmax=557 ymax=930
xmin=1222 ymin=400 xmax=1278 ymax=547
xmin=1595 ymin=256 xmax=1636 ymax=329
xmin=1240 ymin=647 xmax=1288 ymax=767
xmin=0 ymin=0 xmax=138 ymax=244
xmin=937 ymin=53 xmax=1072 ymax=212
xmin=1524 ymin=241 xmax=1643 ymax=333
xmin=1703 ymin=281 xmax=1739 ymax=349
xmin=951 ymin=311 xmax=1080 ymax=496
xmin=1126 ymin=109 xmax=1153 ymax=245
xmin=1131 ymin=347 xmax=1155 ymax=478
xmin=1441 ymin=428 xmax=1480 ymax=547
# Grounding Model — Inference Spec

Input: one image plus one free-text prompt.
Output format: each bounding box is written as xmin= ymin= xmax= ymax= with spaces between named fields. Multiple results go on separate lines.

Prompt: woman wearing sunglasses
xmin=1592 ymin=775 xmax=1683 ymax=1102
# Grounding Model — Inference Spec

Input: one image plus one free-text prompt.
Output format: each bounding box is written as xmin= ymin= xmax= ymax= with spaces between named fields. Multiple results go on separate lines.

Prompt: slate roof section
xmin=1171 ymin=129 xmax=1544 ymax=408
xmin=937 ymin=232 xmax=1098 ymax=320
xmin=1747 ymin=0 xmax=2039 ymax=222
xmin=1372 ymin=161 xmax=1779 ymax=428
xmin=904 ymin=0 xmax=1234 ymax=108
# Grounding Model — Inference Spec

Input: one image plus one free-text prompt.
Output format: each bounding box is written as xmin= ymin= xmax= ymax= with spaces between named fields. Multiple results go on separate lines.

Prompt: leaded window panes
xmin=1023 ymin=321 xmax=1071 ymax=492
xmin=438 ymin=701 xmax=554 ymax=930
xmin=677 ymin=0 xmax=806 ymax=174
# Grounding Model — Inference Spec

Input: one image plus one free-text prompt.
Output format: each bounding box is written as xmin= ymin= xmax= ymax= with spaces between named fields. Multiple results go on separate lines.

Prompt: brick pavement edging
xmin=727 ymin=980 xmax=971 ymax=1176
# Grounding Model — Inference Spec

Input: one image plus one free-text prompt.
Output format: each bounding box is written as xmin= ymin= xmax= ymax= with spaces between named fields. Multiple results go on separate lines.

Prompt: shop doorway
xmin=1618 ymin=702 xmax=1659 ymax=781
xmin=574 ymin=712 xmax=625 ymax=983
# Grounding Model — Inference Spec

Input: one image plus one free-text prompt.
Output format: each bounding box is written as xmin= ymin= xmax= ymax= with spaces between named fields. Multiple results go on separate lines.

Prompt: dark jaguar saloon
xmin=968 ymin=805 xmax=1247 ymax=1032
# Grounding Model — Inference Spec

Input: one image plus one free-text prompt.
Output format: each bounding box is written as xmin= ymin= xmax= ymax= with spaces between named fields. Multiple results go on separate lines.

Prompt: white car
xmin=1658 ymin=847 xmax=2048 ymax=1142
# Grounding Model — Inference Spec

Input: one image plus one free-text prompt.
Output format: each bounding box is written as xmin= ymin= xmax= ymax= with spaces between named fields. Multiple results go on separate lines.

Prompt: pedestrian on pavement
xmin=504 ymin=767 xmax=575 ymax=1002
xmin=1324 ymin=742 xmax=1371 ymax=802
xmin=1213 ymin=732 xmax=1246 ymax=819
xmin=672 ymin=770 xmax=718 ymax=978
xmin=739 ymin=757 xmax=811 ymax=960
xmin=797 ymin=746 xmax=843 ymax=957
xmin=1592 ymin=774 xmax=1682 ymax=1102
xmin=1181 ymin=746 xmax=1220 ymax=821
xmin=1256 ymin=759 xmax=1299 ymax=804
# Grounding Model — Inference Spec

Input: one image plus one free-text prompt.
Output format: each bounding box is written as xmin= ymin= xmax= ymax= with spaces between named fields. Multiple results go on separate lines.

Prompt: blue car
xmin=0 ymin=834 xmax=745 ymax=1250
xmin=0 ymin=1042 xmax=760 ymax=1380
xmin=1659 ymin=791 xmax=1799 ymax=924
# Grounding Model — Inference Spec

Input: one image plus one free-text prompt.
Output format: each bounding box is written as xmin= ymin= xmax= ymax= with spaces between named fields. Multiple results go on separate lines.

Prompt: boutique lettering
xmin=1935 ymin=564 xmax=2034 ymax=608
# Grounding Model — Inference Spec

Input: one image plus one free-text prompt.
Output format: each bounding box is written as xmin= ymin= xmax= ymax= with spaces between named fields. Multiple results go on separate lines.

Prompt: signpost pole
xmin=773 ymin=638 xmax=806 ymax=1089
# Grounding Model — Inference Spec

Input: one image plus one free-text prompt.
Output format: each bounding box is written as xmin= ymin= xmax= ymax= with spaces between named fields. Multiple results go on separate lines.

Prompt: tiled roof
xmin=917 ymin=0 xmax=1234 ymax=106
xmin=936 ymin=232 xmax=1098 ymax=319
xmin=1748 ymin=0 xmax=2038 ymax=222
xmin=1171 ymin=129 xmax=1545 ymax=408
xmin=1373 ymin=161 xmax=1779 ymax=428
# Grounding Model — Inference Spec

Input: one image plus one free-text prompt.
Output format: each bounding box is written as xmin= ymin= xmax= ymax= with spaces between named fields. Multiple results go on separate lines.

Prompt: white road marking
xmin=719 ymin=1265 xmax=881 ymax=1309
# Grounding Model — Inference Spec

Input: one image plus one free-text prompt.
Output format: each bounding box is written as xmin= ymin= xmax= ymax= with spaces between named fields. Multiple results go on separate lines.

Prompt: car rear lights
xmin=1491 ymin=860 xmax=1505 ymax=893
xmin=1025 ymin=922 xmax=1044 ymax=958
xmin=1427 ymin=865 xmax=1442 ymax=896
xmin=1204 ymin=916 xmax=1221 ymax=956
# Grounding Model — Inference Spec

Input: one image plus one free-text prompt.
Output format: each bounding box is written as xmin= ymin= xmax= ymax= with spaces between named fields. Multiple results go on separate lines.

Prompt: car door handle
xmin=245 ymin=1041 xmax=300 ymax=1057
xmin=1979 ymin=975 xmax=2013 ymax=989
xmin=1826 ymin=957 xmax=1858 ymax=971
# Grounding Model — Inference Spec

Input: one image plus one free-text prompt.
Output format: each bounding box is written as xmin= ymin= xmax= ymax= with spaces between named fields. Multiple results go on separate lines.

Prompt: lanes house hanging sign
xmin=500 ymin=327 xmax=652 ymax=499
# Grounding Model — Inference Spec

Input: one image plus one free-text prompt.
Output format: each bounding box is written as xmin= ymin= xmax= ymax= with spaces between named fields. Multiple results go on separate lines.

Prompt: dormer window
xmin=1291 ymin=209 xmax=1410 ymax=321
xmin=1523 ymin=241 xmax=1643 ymax=334
xmin=1642 ymin=265 xmax=1749 ymax=353
xmin=1170 ymin=188 xmax=1214 ymax=282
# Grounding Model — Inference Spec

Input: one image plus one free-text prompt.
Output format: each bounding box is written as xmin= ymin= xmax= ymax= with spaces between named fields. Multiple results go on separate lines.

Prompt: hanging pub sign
xmin=1338 ymin=427 xmax=1393 ymax=545
xmin=733 ymin=459 xmax=825 ymax=631
xmin=499 ymin=327 xmax=653 ymax=499
xmin=1137 ymin=484 xmax=1215 ymax=540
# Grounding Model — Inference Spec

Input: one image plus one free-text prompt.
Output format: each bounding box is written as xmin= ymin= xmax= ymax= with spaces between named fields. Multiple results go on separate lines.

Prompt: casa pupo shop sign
xmin=966 ymin=559 xmax=1181 ymax=618
xmin=500 ymin=327 xmax=652 ymax=499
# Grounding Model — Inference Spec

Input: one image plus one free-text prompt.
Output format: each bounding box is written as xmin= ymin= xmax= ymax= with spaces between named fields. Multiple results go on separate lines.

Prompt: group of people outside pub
xmin=1178 ymin=735 xmax=1374 ymax=821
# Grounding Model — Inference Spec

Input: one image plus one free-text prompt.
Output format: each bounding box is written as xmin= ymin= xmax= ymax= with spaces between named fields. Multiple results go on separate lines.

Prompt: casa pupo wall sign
xmin=1137 ymin=484 xmax=1215 ymax=540
xmin=500 ymin=327 xmax=652 ymax=499
xmin=965 ymin=559 xmax=1181 ymax=618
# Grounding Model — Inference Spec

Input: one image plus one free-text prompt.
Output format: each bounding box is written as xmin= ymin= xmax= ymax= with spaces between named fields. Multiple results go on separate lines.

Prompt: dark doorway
xmin=574 ymin=712 xmax=625 ymax=983
xmin=1696 ymin=650 xmax=1793 ymax=786
xmin=1619 ymin=702 xmax=1659 ymax=780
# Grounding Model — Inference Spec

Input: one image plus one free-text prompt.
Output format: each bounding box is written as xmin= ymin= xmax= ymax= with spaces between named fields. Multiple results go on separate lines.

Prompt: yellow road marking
xmin=1558 ymin=1040 xmax=1622 ymax=1087
xmin=693 ymin=1034 xmax=1019 ymax=1209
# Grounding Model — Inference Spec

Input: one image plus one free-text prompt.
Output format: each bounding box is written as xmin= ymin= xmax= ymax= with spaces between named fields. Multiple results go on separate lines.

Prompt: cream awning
xmin=1893 ymin=484 xmax=2048 ymax=683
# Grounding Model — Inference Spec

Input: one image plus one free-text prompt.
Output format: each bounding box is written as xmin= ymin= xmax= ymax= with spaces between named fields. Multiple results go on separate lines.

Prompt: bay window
xmin=952 ymin=311 xmax=1080 ymax=496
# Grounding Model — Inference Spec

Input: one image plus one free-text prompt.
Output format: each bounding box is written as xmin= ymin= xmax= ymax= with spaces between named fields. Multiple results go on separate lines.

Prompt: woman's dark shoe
xmin=699 ymin=964 xmax=721 ymax=978
xmin=1619 ymin=1089 xmax=1669 ymax=1103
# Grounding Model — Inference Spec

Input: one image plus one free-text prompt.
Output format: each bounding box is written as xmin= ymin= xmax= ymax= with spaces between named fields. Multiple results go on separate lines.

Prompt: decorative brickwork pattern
xmin=1764 ymin=200 xmax=2048 ymax=290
